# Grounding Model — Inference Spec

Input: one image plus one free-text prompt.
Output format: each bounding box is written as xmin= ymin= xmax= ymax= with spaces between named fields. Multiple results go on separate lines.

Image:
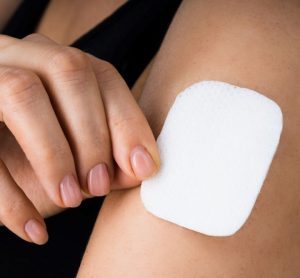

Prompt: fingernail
xmin=130 ymin=145 xmax=157 ymax=180
xmin=25 ymin=219 xmax=48 ymax=245
xmin=88 ymin=163 xmax=110 ymax=196
xmin=60 ymin=175 xmax=82 ymax=207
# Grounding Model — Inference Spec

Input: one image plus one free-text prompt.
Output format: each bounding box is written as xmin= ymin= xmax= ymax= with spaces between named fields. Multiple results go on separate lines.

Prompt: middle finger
xmin=0 ymin=36 xmax=112 ymax=196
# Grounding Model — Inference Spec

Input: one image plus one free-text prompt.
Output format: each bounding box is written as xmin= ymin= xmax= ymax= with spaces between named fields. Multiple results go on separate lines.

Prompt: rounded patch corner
xmin=141 ymin=80 xmax=283 ymax=237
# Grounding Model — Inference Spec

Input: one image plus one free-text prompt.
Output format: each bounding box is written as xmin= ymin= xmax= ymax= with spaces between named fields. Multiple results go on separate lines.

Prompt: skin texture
xmin=0 ymin=0 xmax=160 ymax=244
xmin=37 ymin=0 xmax=128 ymax=45
xmin=76 ymin=0 xmax=300 ymax=277
xmin=1 ymin=0 xmax=300 ymax=276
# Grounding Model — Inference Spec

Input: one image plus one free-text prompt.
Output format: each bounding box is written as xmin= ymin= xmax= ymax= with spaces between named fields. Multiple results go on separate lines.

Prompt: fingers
xmin=0 ymin=35 xmax=112 ymax=197
xmin=23 ymin=33 xmax=57 ymax=44
xmin=44 ymin=48 xmax=112 ymax=196
xmin=113 ymin=165 xmax=142 ymax=188
xmin=0 ymin=34 xmax=159 ymax=196
xmin=26 ymin=34 xmax=113 ymax=196
xmin=89 ymin=56 xmax=160 ymax=189
xmin=0 ymin=159 xmax=48 ymax=245
xmin=0 ymin=66 xmax=82 ymax=207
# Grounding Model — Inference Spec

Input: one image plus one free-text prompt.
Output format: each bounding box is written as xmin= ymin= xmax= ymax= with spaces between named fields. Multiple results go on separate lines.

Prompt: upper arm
xmin=77 ymin=1 xmax=300 ymax=277
xmin=139 ymin=0 xmax=300 ymax=136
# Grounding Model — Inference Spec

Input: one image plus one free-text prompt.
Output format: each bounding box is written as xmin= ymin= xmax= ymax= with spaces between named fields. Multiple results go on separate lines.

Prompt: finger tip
xmin=130 ymin=145 xmax=160 ymax=180
xmin=35 ymin=233 xmax=49 ymax=245
xmin=149 ymin=146 xmax=161 ymax=170
xmin=67 ymin=198 xmax=83 ymax=208
xmin=24 ymin=218 xmax=49 ymax=245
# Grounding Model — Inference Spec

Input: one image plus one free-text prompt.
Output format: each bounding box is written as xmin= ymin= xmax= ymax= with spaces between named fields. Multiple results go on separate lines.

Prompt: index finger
xmin=0 ymin=66 xmax=82 ymax=207
xmin=88 ymin=56 xmax=160 ymax=188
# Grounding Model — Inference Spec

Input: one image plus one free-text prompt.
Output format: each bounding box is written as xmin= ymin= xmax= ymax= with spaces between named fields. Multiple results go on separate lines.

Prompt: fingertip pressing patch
xmin=140 ymin=80 xmax=283 ymax=236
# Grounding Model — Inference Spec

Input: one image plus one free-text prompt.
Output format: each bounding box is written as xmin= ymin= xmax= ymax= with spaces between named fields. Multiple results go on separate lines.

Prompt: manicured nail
xmin=60 ymin=175 xmax=82 ymax=207
xmin=25 ymin=219 xmax=48 ymax=245
xmin=88 ymin=163 xmax=110 ymax=196
xmin=130 ymin=145 xmax=157 ymax=180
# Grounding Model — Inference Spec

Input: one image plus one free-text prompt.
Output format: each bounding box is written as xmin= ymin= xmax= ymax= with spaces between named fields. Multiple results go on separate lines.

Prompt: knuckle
xmin=76 ymin=131 xmax=111 ymax=158
xmin=0 ymin=68 xmax=41 ymax=108
xmin=94 ymin=60 xmax=122 ymax=88
xmin=38 ymin=143 xmax=71 ymax=163
xmin=48 ymin=47 xmax=89 ymax=74
xmin=0 ymin=34 xmax=14 ymax=46
xmin=23 ymin=33 xmax=44 ymax=41
xmin=97 ymin=60 xmax=115 ymax=73
xmin=0 ymin=34 xmax=9 ymax=41
xmin=110 ymin=114 xmax=140 ymax=131
xmin=92 ymin=131 xmax=111 ymax=150
xmin=0 ymin=200 xmax=23 ymax=219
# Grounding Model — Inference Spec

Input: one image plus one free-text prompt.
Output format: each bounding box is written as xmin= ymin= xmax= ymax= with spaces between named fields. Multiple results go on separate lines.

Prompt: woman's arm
xmin=77 ymin=0 xmax=300 ymax=276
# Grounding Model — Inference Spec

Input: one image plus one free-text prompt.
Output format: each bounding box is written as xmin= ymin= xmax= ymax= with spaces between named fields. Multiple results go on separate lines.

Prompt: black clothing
xmin=0 ymin=0 xmax=182 ymax=277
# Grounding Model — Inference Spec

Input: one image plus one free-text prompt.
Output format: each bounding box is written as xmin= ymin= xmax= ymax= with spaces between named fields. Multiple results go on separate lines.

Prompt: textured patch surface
xmin=141 ymin=80 xmax=283 ymax=236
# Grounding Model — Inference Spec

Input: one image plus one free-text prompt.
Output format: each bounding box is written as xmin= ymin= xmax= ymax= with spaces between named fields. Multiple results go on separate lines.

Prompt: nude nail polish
xmin=25 ymin=219 xmax=48 ymax=245
xmin=130 ymin=145 xmax=157 ymax=180
xmin=60 ymin=175 xmax=82 ymax=207
xmin=88 ymin=163 xmax=110 ymax=196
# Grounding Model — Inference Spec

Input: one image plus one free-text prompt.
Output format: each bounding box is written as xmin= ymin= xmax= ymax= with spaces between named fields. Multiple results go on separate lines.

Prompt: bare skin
xmin=75 ymin=0 xmax=300 ymax=277
xmin=36 ymin=0 xmax=154 ymax=97
xmin=0 ymin=0 xmax=159 ymax=244
xmin=37 ymin=0 xmax=128 ymax=45
xmin=3 ymin=0 xmax=300 ymax=276
xmin=36 ymin=0 xmax=153 ymax=98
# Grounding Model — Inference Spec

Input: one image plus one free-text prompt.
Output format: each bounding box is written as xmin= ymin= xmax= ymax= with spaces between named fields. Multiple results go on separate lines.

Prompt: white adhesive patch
xmin=141 ymin=80 xmax=283 ymax=236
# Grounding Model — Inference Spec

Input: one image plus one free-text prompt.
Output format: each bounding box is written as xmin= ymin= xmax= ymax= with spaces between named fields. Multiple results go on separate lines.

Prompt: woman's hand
xmin=0 ymin=34 xmax=159 ymax=244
